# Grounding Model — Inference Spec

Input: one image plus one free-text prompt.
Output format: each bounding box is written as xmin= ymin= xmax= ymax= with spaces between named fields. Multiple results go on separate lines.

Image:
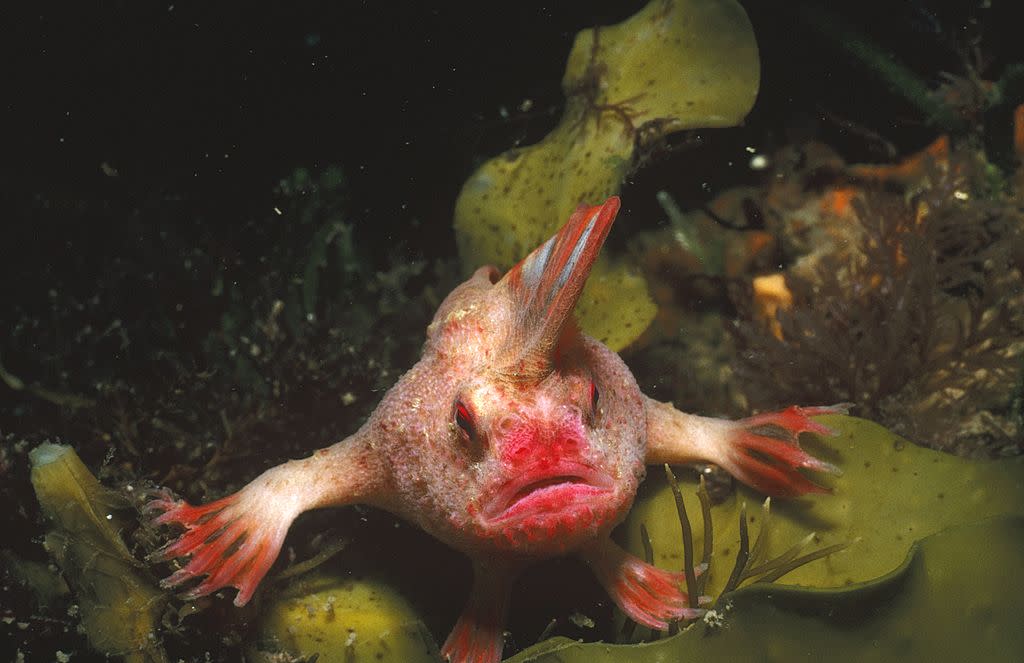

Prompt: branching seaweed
xmin=628 ymin=467 xmax=849 ymax=641
xmin=733 ymin=149 xmax=1024 ymax=456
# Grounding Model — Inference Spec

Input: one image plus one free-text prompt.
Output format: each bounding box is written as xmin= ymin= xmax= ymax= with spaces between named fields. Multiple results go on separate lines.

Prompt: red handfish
xmin=150 ymin=196 xmax=843 ymax=663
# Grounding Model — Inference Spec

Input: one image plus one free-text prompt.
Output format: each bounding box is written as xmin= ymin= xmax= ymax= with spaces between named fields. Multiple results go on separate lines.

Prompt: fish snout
xmin=493 ymin=417 xmax=588 ymax=469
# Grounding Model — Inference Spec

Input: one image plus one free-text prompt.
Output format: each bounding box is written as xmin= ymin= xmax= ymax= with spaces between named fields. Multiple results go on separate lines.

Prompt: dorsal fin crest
xmin=496 ymin=196 xmax=621 ymax=382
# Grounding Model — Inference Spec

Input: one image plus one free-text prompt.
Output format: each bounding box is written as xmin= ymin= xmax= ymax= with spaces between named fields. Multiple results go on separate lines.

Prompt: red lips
xmin=483 ymin=461 xmax=614 ymax=522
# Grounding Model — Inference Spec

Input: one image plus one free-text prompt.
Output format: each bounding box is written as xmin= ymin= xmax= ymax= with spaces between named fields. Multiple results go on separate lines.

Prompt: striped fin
xmin=497 ymin=196 xmax=621 ymax=381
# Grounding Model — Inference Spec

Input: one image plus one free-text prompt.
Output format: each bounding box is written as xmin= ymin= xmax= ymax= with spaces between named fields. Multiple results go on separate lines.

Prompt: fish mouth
xmin=482 ymin=462 xmax=615 ymax=523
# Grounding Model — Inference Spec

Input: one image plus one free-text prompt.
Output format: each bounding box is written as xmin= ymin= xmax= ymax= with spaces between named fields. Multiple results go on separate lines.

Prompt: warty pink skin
xmin=150 ymin=196 xmax=844 ymax=663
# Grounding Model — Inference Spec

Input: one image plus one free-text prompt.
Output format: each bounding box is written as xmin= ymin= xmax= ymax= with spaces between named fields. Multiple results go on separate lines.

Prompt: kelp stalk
xmin=719 ymin=502 xmax=749 ymax=600
xmin=664 ymin=464 xmax=699 ymax=615
xmin=695 ymin=476 xmax=713 ymax=596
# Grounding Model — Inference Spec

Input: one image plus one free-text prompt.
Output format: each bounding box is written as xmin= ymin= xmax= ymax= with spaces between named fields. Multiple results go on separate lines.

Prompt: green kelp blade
xmin=255 ymin=572 xmax=439 ymax=663
xmin=454 ymin=0 xmax=760 ymax=351
xmin=624 ymin=415 xmax=1024 ymax=598
xmin=30 ymin=443 xmax=168 ymax=663
xmin=508 ymin=516 xmax=1024 ymax=663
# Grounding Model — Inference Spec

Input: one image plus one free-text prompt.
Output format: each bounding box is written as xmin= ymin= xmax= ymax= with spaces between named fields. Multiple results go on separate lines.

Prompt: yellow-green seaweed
xmin=624 ymin=415 xmax=1024 ymax=598
xmin=30 ymin=443 xmax=168 ymax=663
xmin=256 ymin=572 xmax=439 ymax=663
xmin=454 ymin=0 xmax=760 ymax=351
xmin=508 ymin=516 xmax=1024 ymax=662
xmin=0 ymin=549 xmax=70 ymax=609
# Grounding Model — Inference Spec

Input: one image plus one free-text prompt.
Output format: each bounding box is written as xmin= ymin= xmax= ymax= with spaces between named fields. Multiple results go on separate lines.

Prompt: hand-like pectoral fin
xmin=148 ymin=431 xmax=382 ymax=605
xmin=644 ymin=397 xmax=847 ymax=497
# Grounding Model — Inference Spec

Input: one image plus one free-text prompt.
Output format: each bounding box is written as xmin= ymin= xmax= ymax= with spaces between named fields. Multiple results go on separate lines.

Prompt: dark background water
xmin=5 ymin=0 xmax=1020 ymax=285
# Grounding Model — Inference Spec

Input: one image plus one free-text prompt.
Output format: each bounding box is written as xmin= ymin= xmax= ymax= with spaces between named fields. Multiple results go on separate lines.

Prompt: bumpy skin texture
xmin=379 ymin=289 xmax=646 ymax=557
xmin=150 ymin=197 xmax=842 ymax=663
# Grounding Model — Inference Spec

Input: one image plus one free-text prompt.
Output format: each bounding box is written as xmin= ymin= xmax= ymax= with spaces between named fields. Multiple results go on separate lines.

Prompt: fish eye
xmin=589 ymin=380 xmax=600 ymax=413
xmin=454 ymin=400 xmax=477 ymax=442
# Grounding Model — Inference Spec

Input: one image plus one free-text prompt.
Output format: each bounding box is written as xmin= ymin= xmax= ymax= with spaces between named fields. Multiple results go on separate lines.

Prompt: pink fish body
xmin=151 ymin=197 xmax=842 ymax=663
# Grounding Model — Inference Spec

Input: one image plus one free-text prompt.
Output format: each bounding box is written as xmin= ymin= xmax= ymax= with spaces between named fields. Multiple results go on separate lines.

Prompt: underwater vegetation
xmin=508 ymin=518 xmax=1024 ymax=662
xmin=26 ymin=416 xmax=1024 ymax=662
xmin=731 ymin=139 xmax=1024 ymax=457
xmin=617 ymin=2 xmax=1024 ymax=464
xmin=624 ymin=61 xmax=1024 ymax=458
xmin=27 ymin=442 xmax=445 ymax=663
xmin=625 ymin=415 xmax=1024 ymax=595
xmin=507 ymin=415 xmax=1024 ymax=661
xmin=255 ymin=572 xmax=440 ymax=663
xmin=2 ymin=164 xmax=454 ymax=661
xmin=455 ymin=0 xmax=760 ymax=351
xmin=3 ymin=165 xmax=451 ymax=492
xmin=30 ymin=444 xmax=168 ymax=663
